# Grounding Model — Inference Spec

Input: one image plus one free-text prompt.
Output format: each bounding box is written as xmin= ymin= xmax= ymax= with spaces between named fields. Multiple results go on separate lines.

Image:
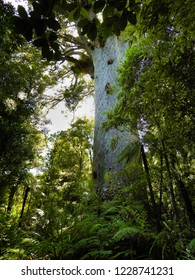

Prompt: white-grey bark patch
xmin=92 ymin=36 xmax=134 ymax=198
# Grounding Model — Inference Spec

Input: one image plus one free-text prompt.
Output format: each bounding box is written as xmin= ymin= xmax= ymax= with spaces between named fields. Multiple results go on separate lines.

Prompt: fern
xmin=188 ymin=238 xmax=195 ymax=251
xmin=111 ymin=249 xmax=136 ymax=259
xmin=104 ymin=206 xmax=120 ymax=216
xmin=114 ymin=227 xmax=140 ymax=241
xmin=116 ymin=140 xmax=141 ymax=164
xmin=90 ymin=223 xmax=103 ymax=233
xmin=81 ymin=250 xmax=113 ymax=260
xmin=21 ymin=238 xmax=38 ymax=246
xmin=77 ymin=237 xmax=101 ymax=248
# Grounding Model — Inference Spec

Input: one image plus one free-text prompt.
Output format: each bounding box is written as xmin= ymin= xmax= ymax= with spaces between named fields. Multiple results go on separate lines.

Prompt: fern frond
xmin=104 ymin=206 xmax=120 ymax=216
xmin=77 ymin=237 xmax=101 ymax=248
xmin=90 ymin=223 xmax=103 ymax=233
xmin=188 ymin=238 xmax=195 ymax=251
xmin=111 ymin=249 xmax=136 ymax=259
xmin=81 ymin=250 xmax=113 ymax=260
xmin=116 ymin=140 xmax=141 ymax=163
xmin=113 ymin=227 xmax=140 ymax=241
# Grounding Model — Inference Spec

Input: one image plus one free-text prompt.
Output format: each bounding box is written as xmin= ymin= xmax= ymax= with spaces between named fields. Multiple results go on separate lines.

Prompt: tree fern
xmin=116 ymin=140 xmax=141 ymax=164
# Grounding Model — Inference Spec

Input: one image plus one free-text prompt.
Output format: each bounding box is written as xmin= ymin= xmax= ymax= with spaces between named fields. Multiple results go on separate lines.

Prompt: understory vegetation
xmin=0 ymin=0 xmax=195 ymax=260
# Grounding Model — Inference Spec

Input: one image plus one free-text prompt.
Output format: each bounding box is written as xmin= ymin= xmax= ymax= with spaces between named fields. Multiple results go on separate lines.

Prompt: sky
xmin=45 ymin=96 xmax=94 ymax=134
xmin=5 ymin=0 xmax=95 ymax=134
xmin=5 ymin=0 xmax=27 ymax=8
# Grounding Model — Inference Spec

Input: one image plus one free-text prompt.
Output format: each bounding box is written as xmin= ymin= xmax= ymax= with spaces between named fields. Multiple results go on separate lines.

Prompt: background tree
xmin=0 ymin=0 xmax=56 ymax=214
xmin=17 ymin=117 xmax=94 ymax=259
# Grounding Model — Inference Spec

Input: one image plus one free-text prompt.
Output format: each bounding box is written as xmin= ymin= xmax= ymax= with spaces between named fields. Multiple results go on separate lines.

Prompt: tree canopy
xmin=13 ymin=0 xmax=195 ymax=60
xmin=0 ymin=1 xmax=47 ymax=205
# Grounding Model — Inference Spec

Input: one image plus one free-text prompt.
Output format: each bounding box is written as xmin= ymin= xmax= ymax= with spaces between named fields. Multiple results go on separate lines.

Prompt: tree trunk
xmin=140 ymin=144 xmax=161 ymax=230
xmin=161 ymin=141 xmax=180 ymax=223
xmin=18 ymin=185 xmax=30 ymax=228
xmin=92 ymin=36 xmax=134 ymax=198
xmin=170 ymin=155 xmax=195 ymax=225
xmin=177 ymin=178 xmax=195 ymax=224
xmin=7 ymin=185 xmax=17 ymax=213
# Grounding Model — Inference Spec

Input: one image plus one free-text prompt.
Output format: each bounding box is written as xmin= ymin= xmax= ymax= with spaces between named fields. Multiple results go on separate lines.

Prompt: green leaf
xmin=80 ymin=7 xmax=89 ymax=19
xmin=50 ymin=41 xmax=60 ymax=51
xmin=77 ymin=19 xmax=90 ymax=29
xmin=14 ymin=17 xmax=28 ymax=34
xmin=48 ymin=32 xmax=58 ymax=41
xmin=101 ymin=16 xmax=114 ymax=28
xmin=40 ymin=0 xmax=54 ymax=17
xmin=47 ymin=18 xmax=61 ymax=31
xmin=126 ymin=11 xmax=137 ymax=25
xmin=114 ymin=227 xmax=140 ymax=241
xmin=77 ymin=237 xmax=101 ymax=248
xmin=87 ymin=21 xmax=97 ymax=41
xmin=35 ymin=19 xmax=47 ymax=36
xmin=90 ymin=223 xmax=102 ymax=232
xmin=113 ymin=17 xmax=122 ymax=36
xmin=41 ymin=42 xmax=50 ymax=58
xmin=32 ymin=2 xmax=42 ymax=17
xmin=81 ymin=22 xmax=91 ymax=36
xmin=104 ymin=206 xmax=119 ymax=215
xmin=24 ymin=27 xmax=33 ymax=41
xmin=100 ymin=18 xmax=113 ymax=39
xmin=53 ymin=50 xmax=62 ymax=61
xmin=48 ymin=11 xmax=56 ymax=19
xmin=81 ymin=250 xmax=113 ymax=260
xmin=29 ymin=11 xmax=41 ymax=26
xmin=94 ymin=17 xmax=101 ymax=28
xmin=66 ymin=2 xmax=78 ymax=12
xmin=116 ymin=140 xmax=141 ymax=163
xmin=108 ymin=0 xmax=127 ymax=11
xmin=93 ymin=0 xmax=106 ymax=13
xmin=73 ymin=6 xmax=81 ymax=20
xmin=188 ymin=238 xmax=195 ymax=250
xmin=114 ymin=13 xmax=127 ymax=33
xmin=47 ymin=51 xmax=54 ymax=61
xmin=33 ymin=38 xmax=47 ymax=47
xmin=18 ymin=5 xmax=28 ymax=19
xmin=21 ymin=238 xmax=37 ymax=246
xmin=103 ymin=5 xmax=115 ymax=19
xmin=120 ymin=18 xmax=128 ymax=31
xmin=68 ymin=7 xmax=81 ymax=21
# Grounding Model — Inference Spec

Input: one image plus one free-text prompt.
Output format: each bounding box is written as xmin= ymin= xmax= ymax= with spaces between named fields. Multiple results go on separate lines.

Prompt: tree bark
xmin=7 ymin=185 xmax=17 ymax=213
xmin=141 ymin=144 xmax=161 ymax=230
xmin=177 ymin=179 xmax=195 ymax=223
xmin=161 ymin=141 xmax=180 ymax=223
xmin=92 ymin=36 xmax=134 ymax=198
xmin=18 ymin=185 xmax=30 ymax=228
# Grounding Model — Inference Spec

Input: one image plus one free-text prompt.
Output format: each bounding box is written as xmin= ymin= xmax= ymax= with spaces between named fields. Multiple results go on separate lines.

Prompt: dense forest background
xmin=0 ymin=0 xmax=195 ymax=260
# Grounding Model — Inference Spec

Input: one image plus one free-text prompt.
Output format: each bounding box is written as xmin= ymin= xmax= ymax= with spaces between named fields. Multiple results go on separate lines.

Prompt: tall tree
xmin=13 ymin=0 xmax=140 ymax=197
xmin=35 ymin=117 xmax=93 ymax=238
xmin=0 ymin=1 xmax=54 ymax=209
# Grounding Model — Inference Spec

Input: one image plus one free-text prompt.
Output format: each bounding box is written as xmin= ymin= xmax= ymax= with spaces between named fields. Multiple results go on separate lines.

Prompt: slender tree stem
xmin=141 ymin=144 xmax=161 ymax=230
